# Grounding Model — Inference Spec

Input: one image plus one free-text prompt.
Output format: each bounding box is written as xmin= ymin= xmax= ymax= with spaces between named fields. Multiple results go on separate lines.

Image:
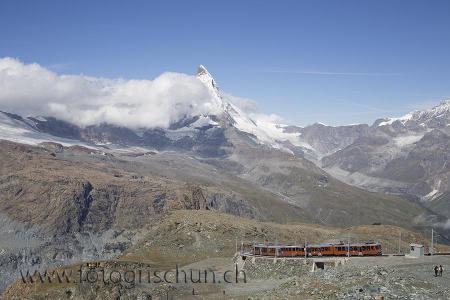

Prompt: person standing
xmin=434 ymin=265 xmax=439 ymax=277
xmin=439 ymin=265 xmax=443 ymax=277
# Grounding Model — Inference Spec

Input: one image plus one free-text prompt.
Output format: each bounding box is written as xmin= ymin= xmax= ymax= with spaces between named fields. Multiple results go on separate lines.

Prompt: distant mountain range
xmin=321 ymin=99 xmax=450 ymax=217
xmin=1 ymin=66 xmax=449 ymax=207
xmin=3 ymin=66 xmax=448 ymax=226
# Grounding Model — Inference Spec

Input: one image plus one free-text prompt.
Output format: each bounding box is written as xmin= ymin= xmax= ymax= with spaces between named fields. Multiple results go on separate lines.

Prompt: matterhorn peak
xmin=197 ymin=64 xmax=209 ymax=76
xmin=196 ymin=64 xmax=218 ymax=91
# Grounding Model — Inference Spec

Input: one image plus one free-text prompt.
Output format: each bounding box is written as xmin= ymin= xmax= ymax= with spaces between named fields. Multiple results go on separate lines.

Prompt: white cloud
xmin=0 ymin=57 xmax=224 ymax=129
xmin=221 ymin=92 xmax=258 ymax=113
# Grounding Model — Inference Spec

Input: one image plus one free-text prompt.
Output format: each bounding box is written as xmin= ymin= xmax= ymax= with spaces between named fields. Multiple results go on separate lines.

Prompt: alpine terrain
xmin=0 ymin=65 xmax=449 ymax=298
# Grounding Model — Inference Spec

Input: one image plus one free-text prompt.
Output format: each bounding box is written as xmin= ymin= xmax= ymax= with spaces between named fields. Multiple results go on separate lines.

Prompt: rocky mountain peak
xmin=376 ymin=98 xmax=450 ymax=129
xmin=196 ymin=64 xmax=209 ymax=76
xmin=196 ymin=64 xmax=218 ymax=91
xmin=430 ymin=98 xmax=450 ymax=115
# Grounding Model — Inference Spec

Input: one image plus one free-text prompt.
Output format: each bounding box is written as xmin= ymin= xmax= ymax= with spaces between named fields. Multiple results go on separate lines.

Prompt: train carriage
xmin=252 ymin=241 xmax=382 ymax=257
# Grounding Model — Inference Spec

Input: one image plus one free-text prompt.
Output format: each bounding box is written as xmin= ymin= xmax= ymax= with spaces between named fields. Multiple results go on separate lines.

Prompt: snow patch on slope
xmin=378 ymin=113 xmax=414 ymax=126
xmin=0 ymin=112 xmax=95 ymax=148
xmin=393 ymin=134 xmax=425 ymax=147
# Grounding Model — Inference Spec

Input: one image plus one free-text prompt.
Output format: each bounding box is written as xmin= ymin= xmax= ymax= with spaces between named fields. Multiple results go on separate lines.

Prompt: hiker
xmin=439 ymin=265 xmax=443 ymax=277
xmin=434 ymin=265 xmax=439 ymax=277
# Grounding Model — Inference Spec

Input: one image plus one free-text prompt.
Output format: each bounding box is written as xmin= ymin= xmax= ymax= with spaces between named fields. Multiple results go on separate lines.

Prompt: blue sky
xmin=0 ymin=0 xmax=449 ymax=126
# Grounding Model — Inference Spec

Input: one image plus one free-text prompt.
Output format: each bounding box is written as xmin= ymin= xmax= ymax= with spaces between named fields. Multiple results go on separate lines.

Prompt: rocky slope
xmin=3 ymin=210 xmax=449 ymax=300
xmin=0 ymin=136 xmax=439 ymax=292
xmin=321 ymin=100 xmax=450 ymax=219
xmin=0 ymin=140 xmax=272 ymax=291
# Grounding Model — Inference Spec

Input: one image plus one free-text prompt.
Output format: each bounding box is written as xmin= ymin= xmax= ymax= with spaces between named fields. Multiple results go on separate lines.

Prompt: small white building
xmin=409 ymin=243 xmax=424 ymax=258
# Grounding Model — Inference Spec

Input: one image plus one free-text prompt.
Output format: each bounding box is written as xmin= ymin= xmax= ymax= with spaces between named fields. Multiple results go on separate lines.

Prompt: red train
xmin=252 ymin=242 xmax=382 ymax=257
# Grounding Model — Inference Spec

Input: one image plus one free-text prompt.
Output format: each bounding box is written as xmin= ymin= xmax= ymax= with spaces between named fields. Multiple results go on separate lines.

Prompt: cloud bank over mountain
xmin=0 ymin=57 xmax=233 ymax=129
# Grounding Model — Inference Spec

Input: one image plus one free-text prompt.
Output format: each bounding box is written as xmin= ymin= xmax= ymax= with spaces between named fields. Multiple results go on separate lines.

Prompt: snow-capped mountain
xmin=1 ymin=65 xmax=450 ymax=210
xmin=193 ymin=65 xmax=314 ymax=153
xmin=2 ymin=64 xmax=450 ymax=245
xmin=0 ymin=65 xmax=314 ymax=157
xmin=377 ymin=99 xmax=450 ymax=129
xmin=322 ymin=99 xmax=450 ymax=213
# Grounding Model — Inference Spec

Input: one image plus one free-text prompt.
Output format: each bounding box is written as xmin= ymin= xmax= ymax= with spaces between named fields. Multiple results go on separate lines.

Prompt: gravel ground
xmin=3 ymin=255 xmax=450 ymax=299
xmin=241 ymin=255 xmax=450 ymax=300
